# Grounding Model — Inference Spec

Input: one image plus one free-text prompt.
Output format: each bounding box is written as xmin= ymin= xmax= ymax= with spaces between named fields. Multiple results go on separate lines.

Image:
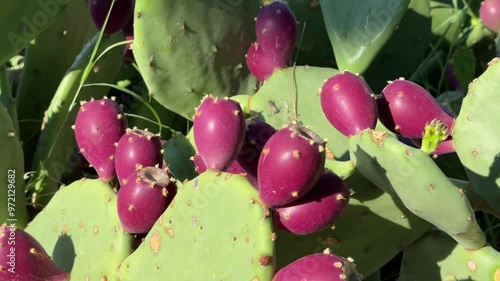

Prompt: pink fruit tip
xmin=480 ymin=0 xmax=500 ymax=33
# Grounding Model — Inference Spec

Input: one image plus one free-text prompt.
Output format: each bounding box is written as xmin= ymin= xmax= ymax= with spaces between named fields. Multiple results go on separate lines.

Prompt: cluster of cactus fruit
xmin=2 ymin=0 xmax=500 ymax=280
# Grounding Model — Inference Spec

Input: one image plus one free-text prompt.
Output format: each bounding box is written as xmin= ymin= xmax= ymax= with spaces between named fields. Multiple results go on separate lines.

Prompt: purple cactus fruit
xmin=0 ymin=224 xmax=70 ymax=281
xmin=246 ymin=42 xmax=287 ymax=82
xmin=226 ymin=160 xmax=258 ymax=189
xmin=89 ymin=0 xmax=135 ymax=35
xmin=236 ymin=118 xmax=277 ymax=180
xmin=274 ymin=170 xmax=350 ymax=235
xmin=320 ymin=71 xmax=378 ymax=137
xmin=273 ymin=252 xmax=362 ymax=281
xmin=255 ymin=2 xmax=297 ymax=64
xmin=74 ymin=97 xmax=128 ymax=182
xmin=258 ymin=123 xmax=326 ymax=207
xmin=117 ymin=167 xmax=176 ymax=234
xmin=193 ymin=95 xmax=246 ymax=171
xmin=191 ymin=154 xmax=207 ymax=174
xmin=377 ymin=78 xmax=455 ymax=139
xmin=114 ymin=128 xmax=163 ymax=185
xmin=480 ymin=0 xmax=500 ymax=33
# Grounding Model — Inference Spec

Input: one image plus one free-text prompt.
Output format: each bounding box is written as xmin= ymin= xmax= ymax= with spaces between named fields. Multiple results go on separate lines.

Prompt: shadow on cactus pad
xmin=25 ymin=179 xmax=134 ymax=281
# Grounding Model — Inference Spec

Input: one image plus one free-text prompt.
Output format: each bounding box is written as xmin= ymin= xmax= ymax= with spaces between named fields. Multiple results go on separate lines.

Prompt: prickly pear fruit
xmin=255 ymin=1 xmax=297 ymax=63
xmin=192 ymin=154 xmax=207 ymax=174
xmin=89 ymin=0 xmax=135 ymax=35
xmin=226 ymin=160 xmax=258 ymax=189
xmin=0 ymin=224 xmax=69 ymax=281
xmin=273 ymin=252 xmax=362 ymax=281
xmin=115 ymin=128 xmax=163 ymax=185
xmin=246 ymin=42 xmax=286 ymax=82
xmin=480 ymin=0 xmax=500 ymax=33
xmin=193 ymin=96 xmax=246 ymax=171
xmin=117 ymin=167 xmax=175 ymax=234
xmin=74 ymin=97 xmax=128 ymax=182
xmin=258 ymin=123 xmax=326 ymax=207
xmin=320 ymin=71 xmax=378 ymax=137
xmin=237 ymin=118 xmax=277 ymax=180
xmin=274 ymin=170 xmax=350 ymax=235
xmin=377 ymin=78 xmax=454 ymax=139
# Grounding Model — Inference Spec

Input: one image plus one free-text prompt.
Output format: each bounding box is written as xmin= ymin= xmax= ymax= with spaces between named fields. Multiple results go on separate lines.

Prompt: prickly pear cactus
xmin=453 ymin=57 xmax=500 ymax=215
xmin=132 ymin=0 xmax=260 ymax=119
xmin=349 ymin=129 xmax=486 ymax=250
xmin=29 ymin=31 xmax=125 ymax=208
xmin=118 ymin=171 xmax=275 ymax=280
xmin=399 ymin=228 xmax=500 ymax=281
xmin=25 ymin=178 xmax=134 ymax=280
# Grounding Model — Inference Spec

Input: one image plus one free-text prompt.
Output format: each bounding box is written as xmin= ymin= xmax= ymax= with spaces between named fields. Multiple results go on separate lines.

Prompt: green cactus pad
xmin=0 ymin=0 xmax=72 ymax=65
xmin=349 ymin=129 xmax=486 ymax=250
xmin=163 ymin=133 xmax=197 ymax=182
xmin=453 ymin=57 xmax=500 ymax=215
xmin=274 ymin=171 xmax=431 ymax=277
xmin=16 ymin=0 xmax=97 ymax=163
xmin=0 ymin=66 xmax=20 ymax=138
xmin=399 ymin=229 xmax=500 ymax=281
xmin=318 ymin=0 xmax=410 ymax=74
xmin=0 ymin=104 xmax=28 ymax=229
xmin=28 ymin=32 xmax=125 ymax=208
xmin=132 ymin=0 xmax=260 ymax=120
xmin=25 ymin=178 xmax=134 ymax=280
xmin=118 ymin=171 xmax=275 ymax=280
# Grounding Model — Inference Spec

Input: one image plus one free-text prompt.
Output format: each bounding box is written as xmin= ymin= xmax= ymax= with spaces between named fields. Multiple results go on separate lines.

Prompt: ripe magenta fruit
xmin=273 ymin=252 xmax=362 ymax=281
xmin=255 ymin=2 xmax=297 ymax=64
xmin=192 ymin=154 xmax=207 ymax=174
xmin=258 ymin=123 xmax=326 ymax=207
xmin=74 ymin=97 xmax=128 ymax=182
xmin=480 ymin=0 xmax=500 ymax=33
xmin=246 ymin=42 xmax=286 ymax=82
xmin=320 ymin=71 xmax=378 ymax=137
xmin=193 ymin=95 xmax=246 ymax=171
xmin=0 ymin=224 xmax=69 ymax=281
xmin=114 ymin=128 xmax=163 ymax=185
xmin=237 ymin=118 xmax=276 ymax=180
xmin=274 ymin=170 xmax=350 ymax=235
xmin=89 ymin=0 xmax=135 ymax=35
xmin=377 ymin=78 xmax=454 ymax=139
xmin=117 ymin=167 xmax=176 ymax=234
xmin=226 ymin=160 xmax=258 ymax=189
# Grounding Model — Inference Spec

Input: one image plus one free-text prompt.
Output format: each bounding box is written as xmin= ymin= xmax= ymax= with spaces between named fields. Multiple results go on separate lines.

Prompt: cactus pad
xmin=132 ymin=0 xmax=260 ymax=119
xmin=349 ymin=129 xmax=486 ymax=250
xmin=118 ymin=171 xmax=275 ymax=280
xmin=453 ymin=57 xmax=500 ymax=215
xmin=399 ymin=229 xmax=500 ymax=281
xmin=25 ymin=179 xmax=134 ymax=280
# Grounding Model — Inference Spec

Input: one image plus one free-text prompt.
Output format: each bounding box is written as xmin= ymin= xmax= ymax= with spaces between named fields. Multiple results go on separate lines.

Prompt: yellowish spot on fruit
xmin=291 ymin=191 xmax=299 ymax=197
xmin=29 ymin=248 xmax=36 ymax=254
xmin=333 ymin=84 xmax=340 ymax=91
xmin=262 ymin=148 xmax=270 ymax=155
xmin=339 ymin=273 xmax=347 ymax=279
xmin=162 ymin=187 xmax=168 ymax=197
xmin=233 ymin=110 xmax=240 ymax=116
xmin=93 ymin=226 xmax=99 ymax=234
xmin=334 ymin=261 xmax=343 ymax=268
xmin=128 ymin=205 xmax=135 ymax=211
xmin=292 ymin=150 xmax=301 ymax=158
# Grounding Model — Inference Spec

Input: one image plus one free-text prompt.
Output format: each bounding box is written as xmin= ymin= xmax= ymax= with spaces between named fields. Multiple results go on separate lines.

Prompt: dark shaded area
xmin=52 ymin=234 xmax=76 ymax=273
